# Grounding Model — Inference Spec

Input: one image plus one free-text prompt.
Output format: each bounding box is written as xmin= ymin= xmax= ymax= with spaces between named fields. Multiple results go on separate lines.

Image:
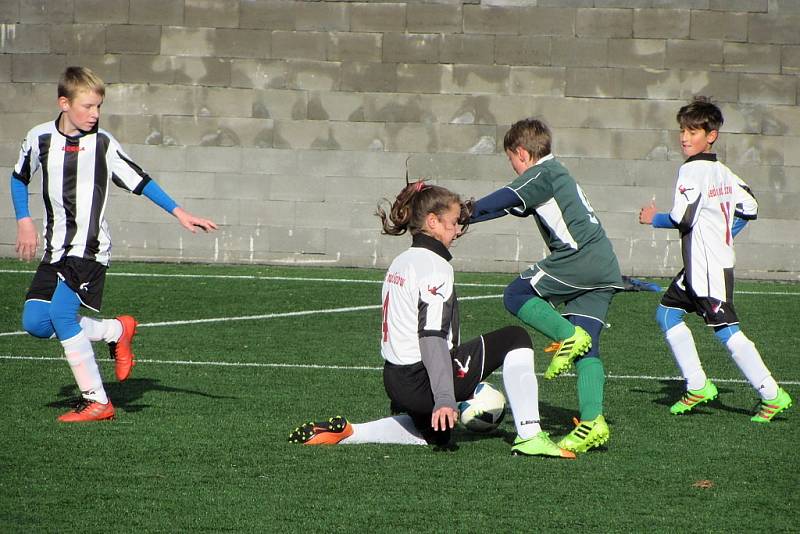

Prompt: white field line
xmin=2 ymin=268 xmax=800 ymax=294
xmin=0 ymin=294 xmax=501 ymax=336
xmin=1 ymin=354 xmax=798 ymax=386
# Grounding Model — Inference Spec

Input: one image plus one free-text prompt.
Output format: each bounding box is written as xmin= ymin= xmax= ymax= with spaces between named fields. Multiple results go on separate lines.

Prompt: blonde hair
xmin=58 ymin=66 xmax=105 ymax=101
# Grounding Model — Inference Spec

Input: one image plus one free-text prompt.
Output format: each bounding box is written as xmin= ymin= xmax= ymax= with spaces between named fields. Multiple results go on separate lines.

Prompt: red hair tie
xmin=414 ymin=180 xmax=426 ymax=192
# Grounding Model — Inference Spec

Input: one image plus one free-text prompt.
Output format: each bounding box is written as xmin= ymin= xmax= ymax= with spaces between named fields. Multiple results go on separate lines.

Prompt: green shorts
xmin=523 ymin=264 xmax=617 ymax=323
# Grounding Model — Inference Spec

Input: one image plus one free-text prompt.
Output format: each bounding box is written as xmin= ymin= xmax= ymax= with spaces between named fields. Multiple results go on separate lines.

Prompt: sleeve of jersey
xmin=733 ymin=175 xmax=758 ymax=221
xmin=416 ymin=272 xmax=454 ymax=339
xmin=11 ymin=130 xmax=39 ymax=186
xmin=470 ymin=187 xmax=524 ymax=223
xmin=507 ymin=169 xmax=550 ymax=212
xmin=107 ymin=135 xmax=152 ymax=195
xmin=669 ymin=165 xmax=702 ymax=234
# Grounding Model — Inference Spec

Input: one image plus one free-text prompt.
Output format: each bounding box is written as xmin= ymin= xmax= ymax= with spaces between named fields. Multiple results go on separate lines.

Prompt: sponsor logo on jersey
xmin=678 ymin=184 xmax=694 ymax=200
xmin=385 ymin=272 xmax=405 ymax=286
xmin=708 ymin=184 xmax=733 ymax=198
xmin=427 ymin=283 xmax=446 ymax=298
xmin=63 ymin=145 xmax=84 ymax=153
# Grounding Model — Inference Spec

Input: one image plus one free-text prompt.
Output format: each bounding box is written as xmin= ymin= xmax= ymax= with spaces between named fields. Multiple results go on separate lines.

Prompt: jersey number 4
xmin=382 ymin=293 xmax=390 ymax=342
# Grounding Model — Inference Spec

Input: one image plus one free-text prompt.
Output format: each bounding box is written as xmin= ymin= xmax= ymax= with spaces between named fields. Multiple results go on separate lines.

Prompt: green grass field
xmin=1 ymin=258 xmax=797 ymax=532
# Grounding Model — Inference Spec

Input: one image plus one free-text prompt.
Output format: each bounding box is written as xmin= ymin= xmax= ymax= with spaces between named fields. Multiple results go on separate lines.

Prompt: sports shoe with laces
xmin=109 ymin=315 xmax=138 ymax=382
xmin=557 ymin=415 xmax=610 ymax=453
xmin=288 ymin=416 xmax=353 ymax=445
xmin=512 ymin=431 xmax=576 ymax=459
xmin=544 ymin=326 xmax=592 ymax=379
xmin=58 ymin=398 xmax=115 ymax=422
xmin=751 ymin=388 xmax=792 ymax=423
xmin=670 ymin=379 xmax=718 ymax=415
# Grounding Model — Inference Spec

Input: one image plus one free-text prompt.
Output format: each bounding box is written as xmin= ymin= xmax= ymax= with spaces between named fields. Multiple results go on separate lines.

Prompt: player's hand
xmin=173 ymin=207 xmax=218 ymax=233
xmin=15 ymin=217 xmax=39 ymax=261
xmin=431 ymin=406 xmax=458 ymax=431
xmin=639 ymin=199 xmax=656 ymax=225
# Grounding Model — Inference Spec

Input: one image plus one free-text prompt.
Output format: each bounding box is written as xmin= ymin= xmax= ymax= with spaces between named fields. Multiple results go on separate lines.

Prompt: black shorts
xmin=661 ymin=273 xmax=739 ymax=327
xmin=26 ymin=257 xmax=108 ymax=312
xmin=382 ymin=325 xmax=531 ymax=445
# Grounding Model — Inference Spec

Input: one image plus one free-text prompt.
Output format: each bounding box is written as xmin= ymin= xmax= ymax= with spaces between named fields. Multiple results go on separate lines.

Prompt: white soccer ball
xmin=458 ymin=382 xmax=506 ymax=433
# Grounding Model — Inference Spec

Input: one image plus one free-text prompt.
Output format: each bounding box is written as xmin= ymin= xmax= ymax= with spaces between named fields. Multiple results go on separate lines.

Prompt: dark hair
xmin=377 ymin=180 xmax=472 ymax=237
xmin=503 ymin=118 xmax=552 ymax=160
xmin=677 ymin=96 xmax=723 ymax=134
xmin=58 ymin=66 xmax=105 ymax=100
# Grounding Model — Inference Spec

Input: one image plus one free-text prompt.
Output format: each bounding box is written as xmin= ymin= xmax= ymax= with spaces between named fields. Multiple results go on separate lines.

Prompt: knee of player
xmin=505 ymin=325 xmax=533 ymax=350
xmin=655 ymin=304 xmax=684 ymax=334
xmin=714 ymin=324 xmax=743 ymax=346
xmin=502 ymin=284 xmax=527 ymax=315
xmin=22 ymin=301 xmax=54 ymax=338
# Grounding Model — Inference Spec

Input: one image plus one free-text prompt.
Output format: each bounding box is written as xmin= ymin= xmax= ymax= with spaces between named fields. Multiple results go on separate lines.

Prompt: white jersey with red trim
xmin=380 ymin=234 xmax=460 ymax=366
xmin=669 ymin=153 xmax=748 ymax=300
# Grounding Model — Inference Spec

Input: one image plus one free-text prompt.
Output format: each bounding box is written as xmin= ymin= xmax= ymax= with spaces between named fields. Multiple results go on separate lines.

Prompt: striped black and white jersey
xmin=381 ymin=233 xmax=460 ymax=366
xmin=669 ymin=153 xmax=756 ymax=300
xmin=12 ymin=116 xmax=150 ymax=266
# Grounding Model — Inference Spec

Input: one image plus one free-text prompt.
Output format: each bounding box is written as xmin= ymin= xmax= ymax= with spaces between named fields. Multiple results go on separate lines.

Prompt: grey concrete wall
xmin=1 ymin=0 xmax=798 ymax=280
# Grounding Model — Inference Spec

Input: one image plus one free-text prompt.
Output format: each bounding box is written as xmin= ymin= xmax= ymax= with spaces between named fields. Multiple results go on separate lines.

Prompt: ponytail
xmin=377 ymin=180 xmax=472 ymax=237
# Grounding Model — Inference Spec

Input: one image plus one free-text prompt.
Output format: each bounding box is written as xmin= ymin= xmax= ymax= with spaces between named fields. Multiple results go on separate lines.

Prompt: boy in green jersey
xmin=470 ymin=118 xmax=624 ymax=453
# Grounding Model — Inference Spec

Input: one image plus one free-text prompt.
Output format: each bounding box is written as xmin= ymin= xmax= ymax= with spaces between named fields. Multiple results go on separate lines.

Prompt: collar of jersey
xmin=685 ymin=152 xmax=717 ymax=164
xmin=411 ymin=233 xmax=452 ymax=262
xmin=54 ymin=113 xmax=100 ymax=140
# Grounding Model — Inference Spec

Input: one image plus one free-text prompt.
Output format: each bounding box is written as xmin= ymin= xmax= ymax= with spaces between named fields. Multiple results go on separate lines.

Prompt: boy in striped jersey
xmin=639 ymin=97 xmax=791 ymax=422
xmin=10 ymin=66 xmax=217 ymax=422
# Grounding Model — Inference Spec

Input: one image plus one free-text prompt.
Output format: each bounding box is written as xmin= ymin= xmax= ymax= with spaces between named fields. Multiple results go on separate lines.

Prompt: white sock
xmin=726 ymin=331 xmax=779 ymax=400
xmin=666 ymin=323 xmax=707 ymax=390
xmin=502 ymin=347 xmax=542 ymax=439
xmin=341 ymin=415 xmax=427 ymax=445
xmin=79 ymin=317 xmax=123 ymax=343
xmin=62 ymin=331 xmax=108 ymax=404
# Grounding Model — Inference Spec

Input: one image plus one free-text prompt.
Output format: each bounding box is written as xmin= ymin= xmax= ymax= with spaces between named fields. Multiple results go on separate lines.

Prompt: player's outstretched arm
xmin=15 ymin=217 xmax=39 ymax=261
xmin=172 ymin=207 xmax=218 ymax=234
xmin=638 ymin=199 xmax=656 ymax=224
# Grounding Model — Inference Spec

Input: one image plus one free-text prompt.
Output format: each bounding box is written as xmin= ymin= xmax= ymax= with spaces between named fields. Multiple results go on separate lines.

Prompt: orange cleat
xmin=288 ymin=416 xmax=353 ymax=445
xmin=110 ymin=315 xmax=138 ymax=381
xmin=58 ymin=398 xmax=115 ymax=422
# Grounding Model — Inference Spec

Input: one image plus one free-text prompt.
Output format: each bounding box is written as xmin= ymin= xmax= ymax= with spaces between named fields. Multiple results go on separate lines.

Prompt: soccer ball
xmin=458 ymin=382 xmax=506 ymax=433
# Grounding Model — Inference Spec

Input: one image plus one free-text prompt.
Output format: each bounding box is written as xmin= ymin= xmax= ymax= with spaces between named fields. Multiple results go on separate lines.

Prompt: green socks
xmin=576 ymin=357 xmax=605 ymax=421
xmin=516 ymin=297 xmax=574 ymax=341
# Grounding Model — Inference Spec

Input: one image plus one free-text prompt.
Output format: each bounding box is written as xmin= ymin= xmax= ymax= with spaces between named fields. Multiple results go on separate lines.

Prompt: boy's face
xmin=58 ymin=90 xmax=103 ymax=135
xmin=506 ymin=146 xmax=534 ymax=176
xmin=679 ymin=127 xmax=717 ymax=158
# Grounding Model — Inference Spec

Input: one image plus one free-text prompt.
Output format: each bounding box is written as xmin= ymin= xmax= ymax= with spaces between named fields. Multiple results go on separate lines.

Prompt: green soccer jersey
xmin=508 ymin=155 xmax=623 ymax=289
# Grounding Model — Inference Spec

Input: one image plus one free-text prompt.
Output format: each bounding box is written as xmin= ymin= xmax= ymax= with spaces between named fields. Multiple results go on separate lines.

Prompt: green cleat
xmin=557 ymin=415 xmax=610 ymax=453
xmin=544 ymin=326 xmax=592 ymax=380
xmin=670 ymin=380 xmax=718 ymax=415
xmin=751 ymin=388 xmax=792 ymax=423
xmin=512 ymin=431 xmax=576 ymax=459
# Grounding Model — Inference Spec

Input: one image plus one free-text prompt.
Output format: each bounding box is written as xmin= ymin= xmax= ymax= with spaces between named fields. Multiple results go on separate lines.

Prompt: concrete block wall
xmin=1 ymin=0 xmax=798 ymax=280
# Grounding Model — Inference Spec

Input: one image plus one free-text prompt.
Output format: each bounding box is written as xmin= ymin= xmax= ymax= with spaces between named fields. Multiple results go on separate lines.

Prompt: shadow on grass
xmin=631 ymin=379 xmax=753 ymax=416
xmin=48 ymin=378 xmax=236 ymax=414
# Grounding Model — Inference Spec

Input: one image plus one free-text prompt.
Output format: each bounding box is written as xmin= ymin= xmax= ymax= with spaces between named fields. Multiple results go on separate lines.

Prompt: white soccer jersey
xmin=669 ymin=153 xmax=751 ymax=300
xmin=12 ymin=116 xmax=150 ymax=266
xmin=381 ymin=234 xmax=460 ymax=366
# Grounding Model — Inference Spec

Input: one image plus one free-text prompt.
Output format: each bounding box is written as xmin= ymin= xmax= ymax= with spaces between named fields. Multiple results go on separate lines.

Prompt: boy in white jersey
xmin=10 ymin=66 xmax=217 ymax=422
xmin=639 ymin=97 xmax=791 ymax=422
xmin=288 ymin=181 xmax=574 ymax=458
